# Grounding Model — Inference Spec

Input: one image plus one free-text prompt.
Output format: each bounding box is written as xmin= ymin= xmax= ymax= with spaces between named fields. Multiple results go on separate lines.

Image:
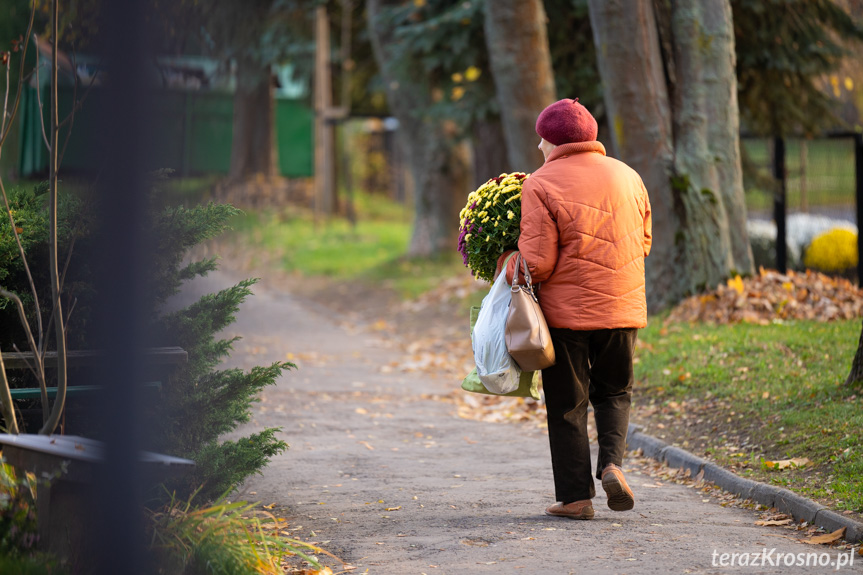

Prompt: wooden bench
xmin=0 ymin=433 xmax=194 ymax=561
xmin=1 ymin=346 xmax=187 ymax=400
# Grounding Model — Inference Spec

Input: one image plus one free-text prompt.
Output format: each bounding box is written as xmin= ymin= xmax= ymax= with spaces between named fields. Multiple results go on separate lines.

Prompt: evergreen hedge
xmin=0 ymin=179 xmax=290 ymax=501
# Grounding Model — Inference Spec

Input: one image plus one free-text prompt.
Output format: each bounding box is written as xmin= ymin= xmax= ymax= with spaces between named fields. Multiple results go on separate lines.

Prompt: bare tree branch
xmin=0 ymin=57 xmax=10 ymax=159
xmin=0 ymin=288 xmax=49 ymax=421
xmin=11 ymin=343 xmax=40 ymax=381
xmin=41 ymin=0 xmax=67 ymax=436
xmin=41 ymin=231 xmax=77 ymax=361
xmin=58 ymin=68 xmax=100 ymax=129
xmin=63 ymin=297 xmax=77 ymax=336
xmin=32 ymin=40 xmax=51 ymax=152
xmin=0 ymin=350 xmax=20 ymax=435
xmin=0 ymin=1 xmax=37 ymax=151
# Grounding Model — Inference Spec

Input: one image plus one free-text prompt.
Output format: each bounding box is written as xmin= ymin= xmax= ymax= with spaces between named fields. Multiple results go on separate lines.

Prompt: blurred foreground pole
xmin=772 ymin=137 xmax=787 ymax=274
xmin=855 ymin=134 xmax=863 ymax=286
xmin=94 ymin=0 xmax=151 ymax=572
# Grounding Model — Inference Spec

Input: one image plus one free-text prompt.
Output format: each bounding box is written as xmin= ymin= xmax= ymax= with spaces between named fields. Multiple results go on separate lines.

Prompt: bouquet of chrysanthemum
xmin=457 ymin=172 xmax=529 ymax=282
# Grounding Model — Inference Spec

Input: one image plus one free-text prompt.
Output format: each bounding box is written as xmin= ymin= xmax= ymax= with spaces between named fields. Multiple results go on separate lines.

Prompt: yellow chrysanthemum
xmin=804 ymin=228 xmax=858 ymax=272
xmin=457 ymin=172 xmax=530 ymax=281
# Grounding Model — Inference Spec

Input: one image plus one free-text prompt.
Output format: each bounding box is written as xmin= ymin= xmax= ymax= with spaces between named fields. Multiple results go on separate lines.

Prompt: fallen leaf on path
xmin=263 ymin=503 xmax=276 ymax=509
xmin=358 ymin=441 xmax=374 ymax=451
xmin=385 ymin=506 xmax=401 ymax=511
xmin=805 ymin=527 xmax=846 ymax=545
xmin=763 ymin=457 xmax=811 ymax=470
xmin=355 ymin=408 xmax=368 ymax=415
xmin=755 ymin=519 xmax=793 ymax=526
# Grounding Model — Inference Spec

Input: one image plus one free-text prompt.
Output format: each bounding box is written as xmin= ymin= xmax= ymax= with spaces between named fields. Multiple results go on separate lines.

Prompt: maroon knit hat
xmin=535 ymin=98 xmax=598 ymax=145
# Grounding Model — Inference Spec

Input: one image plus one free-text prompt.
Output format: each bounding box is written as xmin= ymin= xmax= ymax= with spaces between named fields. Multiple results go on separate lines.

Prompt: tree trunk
xmin=471 ymin=115 xmax=511 ymax=187
xmin=483 ymin=0 xmax=556 ymax=172
xmin=698 ymin=1 xmax=753 ymax=274
xmin=847 ymin=319 xmax=863 ymax=387
xmin=588 ymin=0 xmax=753 ymax=311
xmin=367 ymin=0 xmax=469 ymax=257
xmin=229 ymin=57 xmax=277 ymax=180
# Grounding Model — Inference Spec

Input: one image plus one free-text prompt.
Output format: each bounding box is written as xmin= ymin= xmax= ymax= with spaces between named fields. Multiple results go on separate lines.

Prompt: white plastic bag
xmin=472 ymin=259 xmax=521 ymax=394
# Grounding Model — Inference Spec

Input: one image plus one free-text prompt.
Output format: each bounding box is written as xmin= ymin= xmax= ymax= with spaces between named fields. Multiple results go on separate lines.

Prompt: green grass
xmin=228 ymin=192 xmax=470 ymax=300
xmin=635 ymin=317 xmax=863 ymax=512
xmin=742 ymin=138 xmax=856 ymax=214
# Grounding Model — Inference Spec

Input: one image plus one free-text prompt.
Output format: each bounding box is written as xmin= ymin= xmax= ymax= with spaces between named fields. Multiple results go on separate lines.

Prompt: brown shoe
xmin=601 ymin=464 xmax=635 ymax=511
xmin=545 ymin=500 xmax=595 ymax=520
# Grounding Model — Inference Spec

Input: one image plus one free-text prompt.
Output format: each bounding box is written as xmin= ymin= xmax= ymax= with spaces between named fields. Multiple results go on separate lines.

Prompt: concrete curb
xmin=626 ymin=424 xmax=863 ymax=543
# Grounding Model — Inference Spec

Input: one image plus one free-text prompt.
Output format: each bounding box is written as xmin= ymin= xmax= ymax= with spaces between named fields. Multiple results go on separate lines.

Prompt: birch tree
xmin=587 ymin=0 xmax=753 ymax=311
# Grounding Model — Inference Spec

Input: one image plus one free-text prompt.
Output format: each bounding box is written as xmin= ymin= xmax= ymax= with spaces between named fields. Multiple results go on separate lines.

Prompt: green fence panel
xmin=276 ymin=98 xmax=313 ymax=177
xmin=18 ymin=87 xmax=312 ymax=178
xmin=149 ymin=90 xmax=188 ymax=174
xmin=189 ymin=92 xmax=233 ymax=175
xmin=18 ymin=87 xmax=46 ymax=176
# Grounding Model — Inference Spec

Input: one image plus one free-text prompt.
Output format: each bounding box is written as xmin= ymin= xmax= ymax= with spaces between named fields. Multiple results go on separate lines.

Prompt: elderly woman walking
xmin=497 ymin=98 xmax=652 ymax=519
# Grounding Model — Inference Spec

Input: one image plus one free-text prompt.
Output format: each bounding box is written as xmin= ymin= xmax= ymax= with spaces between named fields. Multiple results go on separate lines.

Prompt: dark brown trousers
xmin=542 ymin=327 xmax=638 ymax=503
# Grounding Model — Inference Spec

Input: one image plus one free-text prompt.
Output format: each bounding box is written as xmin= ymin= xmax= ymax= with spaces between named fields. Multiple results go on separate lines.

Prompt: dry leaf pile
xmin=453 ymin=392 xmax=549 ymax=427
xmin=668 ymin=269 xmax=863 ymax=325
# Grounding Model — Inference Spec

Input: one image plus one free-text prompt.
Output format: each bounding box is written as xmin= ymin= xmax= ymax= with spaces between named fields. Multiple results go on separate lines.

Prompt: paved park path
xmin=179 ymin=268 xmax=861 ymax=575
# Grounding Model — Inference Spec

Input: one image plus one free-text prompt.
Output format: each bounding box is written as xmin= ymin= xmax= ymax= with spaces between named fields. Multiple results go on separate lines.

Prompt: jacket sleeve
xmin=641 ymin=181 xmax=652 ymax=257
xmin=508 ymin=177 xmax=559 ymax=284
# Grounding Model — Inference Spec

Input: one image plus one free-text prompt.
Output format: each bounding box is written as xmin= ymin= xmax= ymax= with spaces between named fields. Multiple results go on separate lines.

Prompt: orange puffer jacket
xmin=501 ymin=141 xmax=652 ymax=330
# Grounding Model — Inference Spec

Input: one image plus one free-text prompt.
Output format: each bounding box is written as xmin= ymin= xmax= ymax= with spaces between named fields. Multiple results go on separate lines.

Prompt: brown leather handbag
xmin=505 ymin=253 xmax=556 ymax=371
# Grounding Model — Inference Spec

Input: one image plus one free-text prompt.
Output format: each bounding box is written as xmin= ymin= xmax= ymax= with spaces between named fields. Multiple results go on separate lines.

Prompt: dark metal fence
xmin=741 ymin=134 xmax=862 ymax=282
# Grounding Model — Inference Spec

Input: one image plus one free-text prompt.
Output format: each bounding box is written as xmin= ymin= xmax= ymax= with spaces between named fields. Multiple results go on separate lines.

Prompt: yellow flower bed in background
xmin=803 ymin=228 xmax=858 ymax=272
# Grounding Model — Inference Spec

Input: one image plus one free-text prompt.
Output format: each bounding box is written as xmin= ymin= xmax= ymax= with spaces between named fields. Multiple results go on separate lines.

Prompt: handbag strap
xmin=512 ymin=253 xmax=534 ymax=291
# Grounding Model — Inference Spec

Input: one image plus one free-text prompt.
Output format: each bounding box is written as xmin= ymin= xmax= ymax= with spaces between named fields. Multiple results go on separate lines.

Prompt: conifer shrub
xmin=144 ymin=193 xmax=292 ymax=501
xmin=0 ymin=176 xmax=290 ymax=501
